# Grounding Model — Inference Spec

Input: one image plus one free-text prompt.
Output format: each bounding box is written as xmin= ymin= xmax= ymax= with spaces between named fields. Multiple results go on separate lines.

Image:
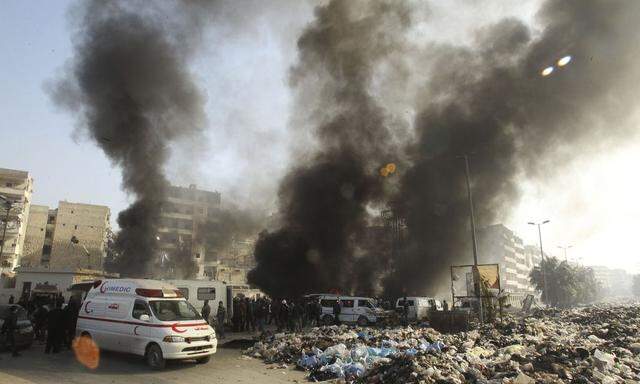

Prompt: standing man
xmin=1 ymin=306 xmax=20 ymax=357
xmin=332 ymin=298 xmax=342 ymax=326
xmin=8 ymin=295 xmax=14 ymax=304
xmin=255 ymin=298 xmax=266 ymax=333
xmin=314 ymin=298 xmax=322 ymax=327
xmin=45 ymin=301 xmax=63 ymax=354
xmin=216 ymin=301 xmax=226 ymax=339
xmin=246 ymin=298 xmax=255 ymax=332
xmin=62 ymin=297 xmax=79 ymax=349
xmin=278 ymin=299 xmax=289 ymax=332
xmin=232 ymin=297 xmax=240 ymax=332
xmin=239 ymin=297 xmax=247 ymax=332
xmin=201 ymin=300 xmax=211 ymax=325
xmin=33 ymin=304 xmax=48 ymax=342
xmin=402 ymin=296 xmax=409 ymax=326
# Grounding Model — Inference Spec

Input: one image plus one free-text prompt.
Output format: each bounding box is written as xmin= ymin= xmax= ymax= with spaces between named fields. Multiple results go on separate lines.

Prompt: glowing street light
xmin=557 ymin=244 xmax=572 ymax=262
xmin=540 ymin=55 xmax=572 ymax=77
xmin=541 ymin=66 xmax=554 ymax=77
xmin=557 ymin=55 xmax=572 ymax=66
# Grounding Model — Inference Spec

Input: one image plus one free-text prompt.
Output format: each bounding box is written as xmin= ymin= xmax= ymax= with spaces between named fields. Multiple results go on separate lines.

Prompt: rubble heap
xmin=245 ymin=305 xmax=640 ymax=383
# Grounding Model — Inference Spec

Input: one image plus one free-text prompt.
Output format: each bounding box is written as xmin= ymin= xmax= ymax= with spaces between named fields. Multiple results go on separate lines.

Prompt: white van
xmin=76 ymin=279 xmax=217 ymax=369
xmin=395 ymin=297 xmax=442 ymax=321
xmin=307 ymin=294 xmax=387 ymax=326
xmin=165 ymin=279 xmax=227 ymax=315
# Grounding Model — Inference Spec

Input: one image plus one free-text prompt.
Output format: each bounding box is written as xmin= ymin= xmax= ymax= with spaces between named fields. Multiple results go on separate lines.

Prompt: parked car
xmin=0 ymin=304 xmax=34 ymax=350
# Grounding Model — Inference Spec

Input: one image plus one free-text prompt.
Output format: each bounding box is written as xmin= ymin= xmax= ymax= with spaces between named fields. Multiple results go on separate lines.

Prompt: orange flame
xmin=72 ymin=336 xmax=100 ymax=369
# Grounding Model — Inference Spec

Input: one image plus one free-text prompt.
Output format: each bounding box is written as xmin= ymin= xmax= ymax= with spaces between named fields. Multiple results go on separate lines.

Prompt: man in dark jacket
xmin=45 ymin=301 xmax=64 ymax=354
xmin=333 ymin=298 xmax=342 ymax=326
xmin=33 ymin=304 xmax=48 ymax=342
xmin=201 ymin=300 xmax=211 ymax=325
xmin=2 ymin=306 xmax=20 ymax=357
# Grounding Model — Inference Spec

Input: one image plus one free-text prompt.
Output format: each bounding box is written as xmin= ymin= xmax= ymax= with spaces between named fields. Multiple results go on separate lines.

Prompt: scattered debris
xmin=245 ymin=304 xmax=640 ymax=383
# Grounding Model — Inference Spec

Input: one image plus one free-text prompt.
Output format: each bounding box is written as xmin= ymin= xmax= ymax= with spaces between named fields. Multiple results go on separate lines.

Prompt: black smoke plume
xmin=249 ymin=1 xmax=412 ymax=297
xmin=51 ymin=1 xmax=211 ymax=276
xmin=196 ymin=206 xmax=265 ymax=259
xmin=385 ymin=0 xmax=640 ymax=297
xmin=251 ymin=0 xmax=640 ymax=298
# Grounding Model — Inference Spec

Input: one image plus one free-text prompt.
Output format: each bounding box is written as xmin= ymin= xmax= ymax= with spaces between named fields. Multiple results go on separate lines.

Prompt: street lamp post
xmin=460 ymin=154 xmax=484 ymax=324
xmin=528 ymin=220 xmax=550 ymax=305
xmin=557 ymin=245 xmax=572 ymax=262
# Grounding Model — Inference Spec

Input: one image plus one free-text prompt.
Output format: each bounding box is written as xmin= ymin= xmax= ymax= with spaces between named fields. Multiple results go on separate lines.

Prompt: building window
xmin=45 ymin=230 xmax=53 ymax=239
xmin=71 ymin=210 xmax=74 ymax=214
xmin=42 ymin=244 xmax=52 ymax=256
xmin=47 ymin=216 xmax=55 ymax=224
xmin=195 ymin=253 xmax=201 ymax=259
xmin=40 ymin=228 xmax=44 ymax=232
xmin=74 ymin=225 xmax=78 ymax=230
xmin=6 ymin=182 xmax=13 ymax=187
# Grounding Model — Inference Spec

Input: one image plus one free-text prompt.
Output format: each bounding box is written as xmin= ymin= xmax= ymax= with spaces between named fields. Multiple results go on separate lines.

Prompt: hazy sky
xmin=1 ymin=0 xmax=638 ymax=273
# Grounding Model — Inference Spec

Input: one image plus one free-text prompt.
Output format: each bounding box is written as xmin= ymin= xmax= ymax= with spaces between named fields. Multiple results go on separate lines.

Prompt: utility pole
xmin=460 ymin=154 xmax=484 ymax=324
xmin=529 ymin=220 xmax=550 ymax=305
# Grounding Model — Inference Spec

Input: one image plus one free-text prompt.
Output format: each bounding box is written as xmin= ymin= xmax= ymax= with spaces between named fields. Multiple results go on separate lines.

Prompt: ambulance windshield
xmin=149 ymin=300 xmax=201 ymax=321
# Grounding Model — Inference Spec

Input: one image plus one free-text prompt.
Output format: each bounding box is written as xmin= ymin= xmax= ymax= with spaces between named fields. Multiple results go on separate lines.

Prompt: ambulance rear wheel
xmin=196 ymin=356 xmax=210 ymax=364
xmin=146 ymin=343 xmax=165 ymax=370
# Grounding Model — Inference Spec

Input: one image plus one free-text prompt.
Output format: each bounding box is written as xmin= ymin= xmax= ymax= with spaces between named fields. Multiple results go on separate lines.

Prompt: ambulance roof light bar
xmin=135 ymin=288 xmax=183 ymax=298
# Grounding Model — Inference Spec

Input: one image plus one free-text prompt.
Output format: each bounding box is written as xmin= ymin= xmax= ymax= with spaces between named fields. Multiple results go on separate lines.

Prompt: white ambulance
xmin=76 ymin=279 xmax=217 ymax=369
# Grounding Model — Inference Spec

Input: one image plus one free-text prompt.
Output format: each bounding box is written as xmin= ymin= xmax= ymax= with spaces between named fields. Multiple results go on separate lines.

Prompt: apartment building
xmin=0 ymin=168 xmax=33 ymax=272
xmin=158 ymin=184 xmax=221 ymax=276
xmin=589 ymin=265 xmax=632 ymax=296
xmin=22 ymin=201 xmax=110 ymax=269
xmin=478 ymin=224 xmax=541 ymax=294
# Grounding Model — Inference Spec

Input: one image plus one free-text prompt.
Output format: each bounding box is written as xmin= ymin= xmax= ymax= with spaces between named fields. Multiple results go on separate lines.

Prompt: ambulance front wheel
xmin=145 ymin=343 xmax=166 ymax=370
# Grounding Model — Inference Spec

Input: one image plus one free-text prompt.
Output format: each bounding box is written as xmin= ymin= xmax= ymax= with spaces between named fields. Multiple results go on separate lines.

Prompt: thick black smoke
xmin=385 ymin=0 xmax=640 ymax=297
xmin=248 ymin=1 xmax=412 ymax=297
xmin=251 ymin=0 xmax=640 ymax=298
xmin=196 ymin=206 xmax=265 ymax=258
xmin=51 ymin=1 xmax=211 ymax=276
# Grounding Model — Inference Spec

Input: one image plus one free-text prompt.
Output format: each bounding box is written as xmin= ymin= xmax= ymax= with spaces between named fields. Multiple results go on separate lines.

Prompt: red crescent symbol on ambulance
xmin=133 ymin=326 xmax=140 ymax=336
xmin=171 ymin=323 xmax=187 ymax=333
xmin=84 ymin=301 xmax=93 ymax=314
xmin=99 ymin=282 xmax=107 ymax=293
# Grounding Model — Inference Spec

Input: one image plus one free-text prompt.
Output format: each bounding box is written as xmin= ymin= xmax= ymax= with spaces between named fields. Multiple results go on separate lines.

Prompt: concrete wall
xmin=21 ymin=204 xmax=49 ymax=267
xmin=49 ymin=201 xmax=110 ymax=270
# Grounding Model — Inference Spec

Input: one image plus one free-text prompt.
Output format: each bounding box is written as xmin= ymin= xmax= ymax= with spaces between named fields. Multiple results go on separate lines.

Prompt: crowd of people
xmin=2 ymin=293 xmax=80 ymax=357
xmin=198 ymin=296 xmax=326 ymax=337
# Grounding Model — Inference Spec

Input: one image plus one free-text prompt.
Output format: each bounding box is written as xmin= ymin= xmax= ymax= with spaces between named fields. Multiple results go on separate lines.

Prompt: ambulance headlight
xmin=163 ymin=335 xmax=186 ymax=343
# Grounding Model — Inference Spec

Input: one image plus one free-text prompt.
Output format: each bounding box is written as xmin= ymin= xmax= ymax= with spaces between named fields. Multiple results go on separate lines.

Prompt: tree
xmin=529 ymin=257 xmax=601 ymax=307
xmin=633 ymin=275 xmax=640 ymax=297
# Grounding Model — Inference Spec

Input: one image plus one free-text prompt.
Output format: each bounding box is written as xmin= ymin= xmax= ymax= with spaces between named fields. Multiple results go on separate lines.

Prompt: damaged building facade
xmin=22 ymin=201 xmax=111 ymax=269
xmin=0 ymin=168 xmax=33 ymax=272
xmin=158 ymin=184 xmax=221 ymax=276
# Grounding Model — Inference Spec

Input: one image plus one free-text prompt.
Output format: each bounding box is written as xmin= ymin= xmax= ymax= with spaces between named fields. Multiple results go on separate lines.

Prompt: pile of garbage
xmin=245 ymin=304 xmax=640 ymax=383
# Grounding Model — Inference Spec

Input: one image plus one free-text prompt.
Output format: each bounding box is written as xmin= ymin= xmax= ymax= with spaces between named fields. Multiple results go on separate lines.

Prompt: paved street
xmin=0 ymin=341 xmax=307 ymax=384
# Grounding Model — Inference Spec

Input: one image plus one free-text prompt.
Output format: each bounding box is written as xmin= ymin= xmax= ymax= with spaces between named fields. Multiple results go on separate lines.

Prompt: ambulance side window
xmin=132 ymin=300 xmax=151 ymax=319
